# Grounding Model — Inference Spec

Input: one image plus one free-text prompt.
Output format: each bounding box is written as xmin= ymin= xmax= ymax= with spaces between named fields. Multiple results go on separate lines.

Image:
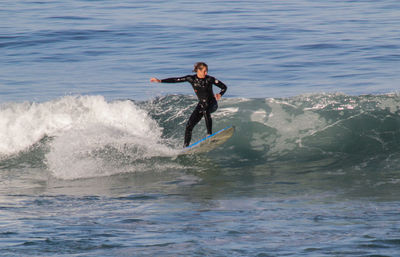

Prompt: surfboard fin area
xmin=181 ymin=126 xmax=235 ymax=155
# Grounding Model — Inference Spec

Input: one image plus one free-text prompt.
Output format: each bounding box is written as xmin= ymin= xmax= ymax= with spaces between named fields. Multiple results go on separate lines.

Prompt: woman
xmin=150 ymin=62 xmax=227 ymax=147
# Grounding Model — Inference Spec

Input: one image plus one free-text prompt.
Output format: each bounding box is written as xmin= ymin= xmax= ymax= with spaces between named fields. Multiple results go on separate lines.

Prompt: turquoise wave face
xmin=142 ymin=93 xmax=400 ymax=160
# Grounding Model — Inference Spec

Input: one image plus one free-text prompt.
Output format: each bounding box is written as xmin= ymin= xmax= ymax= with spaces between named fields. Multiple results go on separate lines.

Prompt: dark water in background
xmin=1 ymin=0 xmax=400 ymax=256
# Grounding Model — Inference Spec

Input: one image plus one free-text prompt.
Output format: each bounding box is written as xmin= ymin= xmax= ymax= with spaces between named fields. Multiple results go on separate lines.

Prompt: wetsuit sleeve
xmin=161 ymin=76 xmax=190 ymax=83
xmin=213 ymin=78 xmax=227 ymax=96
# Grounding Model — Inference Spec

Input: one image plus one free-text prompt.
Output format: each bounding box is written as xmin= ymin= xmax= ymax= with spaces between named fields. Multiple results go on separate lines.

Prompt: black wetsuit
xmin=161 ymin=75 xmax=227 ymax=147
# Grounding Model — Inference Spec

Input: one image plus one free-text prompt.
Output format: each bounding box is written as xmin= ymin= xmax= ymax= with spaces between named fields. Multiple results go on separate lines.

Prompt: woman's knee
xmin=209 ymin=102 xmax=218 ymax=113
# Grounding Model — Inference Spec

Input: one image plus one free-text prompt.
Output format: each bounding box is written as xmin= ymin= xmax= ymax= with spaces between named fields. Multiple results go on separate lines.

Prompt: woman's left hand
xmin=215 ymin=93 xmax=222 ymax=100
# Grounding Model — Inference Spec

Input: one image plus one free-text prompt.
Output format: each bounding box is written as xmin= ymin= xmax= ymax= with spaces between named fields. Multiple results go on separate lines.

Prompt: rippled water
xmin=1 ymin=0 xmax=399 ymax=102
xmin=1 ymin=0 xmax=400 ymax=256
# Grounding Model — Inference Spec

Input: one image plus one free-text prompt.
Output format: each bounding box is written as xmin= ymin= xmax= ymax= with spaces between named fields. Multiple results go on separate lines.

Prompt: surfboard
xmin=181 ymin=126 xmax=235 ymax=155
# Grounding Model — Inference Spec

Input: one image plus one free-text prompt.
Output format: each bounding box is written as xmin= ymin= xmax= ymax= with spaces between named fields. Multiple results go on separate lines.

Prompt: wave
xmin=1 ymin=93 xmax=399 ymax=179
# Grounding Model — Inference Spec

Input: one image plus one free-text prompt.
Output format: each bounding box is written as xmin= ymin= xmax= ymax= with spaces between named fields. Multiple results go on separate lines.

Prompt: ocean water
xmin=1 ymin=0 xmax=400 ymax=256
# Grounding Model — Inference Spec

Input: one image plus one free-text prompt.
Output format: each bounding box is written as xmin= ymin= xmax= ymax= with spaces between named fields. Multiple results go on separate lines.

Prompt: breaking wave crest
xmin=0 ymin=95 xmax=177 ymax=179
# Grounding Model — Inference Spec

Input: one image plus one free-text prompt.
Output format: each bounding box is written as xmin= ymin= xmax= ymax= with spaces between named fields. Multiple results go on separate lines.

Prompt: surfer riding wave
xmin=150 ymin=62 xmax=227 ymax=147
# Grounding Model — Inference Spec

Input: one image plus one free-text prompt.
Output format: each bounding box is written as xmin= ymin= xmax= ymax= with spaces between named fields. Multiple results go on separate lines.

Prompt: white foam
xmin=0 ymin=98 xmax=74 ymax=156
xmin=213 ymin=107 xmax=239 ymax=117
xmin=250 ymin=109 xmax=267 ymax=123
xmin=259 ymin=100 xmax=328 ymax=155
xmin=0 ymin=95 xmax=177 ymax=179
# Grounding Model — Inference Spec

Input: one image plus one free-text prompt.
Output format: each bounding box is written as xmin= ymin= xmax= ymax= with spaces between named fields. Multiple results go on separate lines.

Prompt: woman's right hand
xmin=150 ymin=78 xmax=161 ymax=83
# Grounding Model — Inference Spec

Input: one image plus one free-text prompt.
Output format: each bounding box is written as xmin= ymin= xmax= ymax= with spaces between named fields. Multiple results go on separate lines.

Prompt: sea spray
xmin=44 ymin=96 xmax=179 ymax=179
xmin=0 ymin=95 xmax=178 ymax=179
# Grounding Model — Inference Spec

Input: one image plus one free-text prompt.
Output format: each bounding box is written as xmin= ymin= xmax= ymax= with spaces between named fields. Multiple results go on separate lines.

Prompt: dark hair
xmin=193 ymin=62 xmax=208 ymax=72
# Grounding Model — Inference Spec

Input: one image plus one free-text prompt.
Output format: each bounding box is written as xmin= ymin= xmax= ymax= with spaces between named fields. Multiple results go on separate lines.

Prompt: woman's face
xmin=196 ymin=67 xmax=208 ymax=78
